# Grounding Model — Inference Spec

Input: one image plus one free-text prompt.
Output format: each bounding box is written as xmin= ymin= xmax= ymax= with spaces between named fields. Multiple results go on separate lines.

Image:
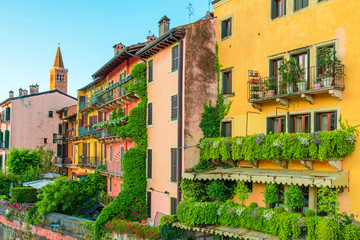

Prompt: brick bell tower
xmin=49 ymin=44 xmax=68 ymax=94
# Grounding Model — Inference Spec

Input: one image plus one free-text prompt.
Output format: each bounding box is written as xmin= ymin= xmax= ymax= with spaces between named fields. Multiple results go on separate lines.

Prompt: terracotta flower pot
xmin=314 ymin=83 xmax=322 ymax=89
xmin=259 ymin=92 xmax=265 ymax=98
xmin=142 ymin=220 xmax=147 ymax=224
xmin=267 ymin=90 xmax=275 ymax=97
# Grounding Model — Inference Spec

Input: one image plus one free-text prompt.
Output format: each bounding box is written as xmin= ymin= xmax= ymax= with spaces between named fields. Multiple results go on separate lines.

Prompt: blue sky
xmin=0 ymin=0 xmax=213 ymax=99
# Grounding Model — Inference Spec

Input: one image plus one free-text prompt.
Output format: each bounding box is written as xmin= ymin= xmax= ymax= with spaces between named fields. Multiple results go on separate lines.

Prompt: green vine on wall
xmin=94 ymin=62 xmax=148 ymax=239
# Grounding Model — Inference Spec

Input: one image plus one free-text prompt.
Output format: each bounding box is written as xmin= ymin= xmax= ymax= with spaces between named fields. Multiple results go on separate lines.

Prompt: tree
xmin=6 ymin=148 xmax=41 ymax=174
xmin=36 ymin=146 xmax=57 ymax=174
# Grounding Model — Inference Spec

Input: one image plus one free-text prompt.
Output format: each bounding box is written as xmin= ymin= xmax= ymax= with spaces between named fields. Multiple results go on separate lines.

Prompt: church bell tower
xmin=49 ymin=44 xmax=68 ymax=94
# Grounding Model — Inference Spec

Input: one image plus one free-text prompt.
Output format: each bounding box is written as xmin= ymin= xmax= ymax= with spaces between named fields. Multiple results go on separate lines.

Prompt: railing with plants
xmin=93 ymin=115 xmax=128 ymax=130
xmin=198 ymin=129 xmax=356 ymax=164
xmin=78 ymin=156 xmax=104 ymax=167
xmin=176 ymin=199 xmax=360 ymax=240
xmin=78 ymin=126 xmax=96 ymax=136
xmin=105 ymin=161 xmax=123 ymax=176
xmin=95 ymin=76 xmax=133 ymax=107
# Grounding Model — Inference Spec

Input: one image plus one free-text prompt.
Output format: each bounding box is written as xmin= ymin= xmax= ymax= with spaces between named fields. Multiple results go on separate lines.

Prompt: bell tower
xmin=49 ymin=44 xmax=68 ymax=94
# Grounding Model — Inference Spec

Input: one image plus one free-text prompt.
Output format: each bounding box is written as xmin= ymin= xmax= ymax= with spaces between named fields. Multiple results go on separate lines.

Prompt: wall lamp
xmin=148 ymin=187 xmax=169 ymax=195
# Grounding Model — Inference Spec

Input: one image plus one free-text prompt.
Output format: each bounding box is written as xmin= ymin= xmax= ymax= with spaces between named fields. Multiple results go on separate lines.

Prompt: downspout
xmin=124 ymin=48 xmax=146 ymax=62
xmin=177 ymin=39 xmax=184 ymax=205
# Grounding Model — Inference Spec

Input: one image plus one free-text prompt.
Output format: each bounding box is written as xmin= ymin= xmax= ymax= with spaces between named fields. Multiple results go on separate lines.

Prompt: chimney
xmin=29 ymin=85 xmax=35 ymax=94
xmin=19 ymin=88 xmax=23 ymax=97
xmin=147 ymin=35 xmax=157 ymax=43
xmin=9 ymin=90 xmax=14 ymax=98
xmin=23 ymin=89 xmax=28 ymax=96
xmin=34 ymin=84 xmax=39 ymax=93
xmin=158 ymin=16 xmax=170 ymax=36
xmin=113 ymin=43 xmax=125 ymax=56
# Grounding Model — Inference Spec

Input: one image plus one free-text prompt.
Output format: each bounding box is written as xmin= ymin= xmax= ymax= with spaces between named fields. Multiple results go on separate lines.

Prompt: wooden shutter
xmin=170 ymin=148 xmax=178 ymax=182
xmin=5 ymin=107 xmax=10 ymax=121
xmin=266 ymin=118 xmax=273 ymax=134
xmin=4 ymin=130 xmax=9 ymax=149
xmin=171 ymin=198 xmax=178 ymax=215
xmin=147 ymin=192 xmax=152 ymax=218
xmin=221 ymin=20 xmax=227 ymax=38
xmin=148 ymin=103 xmax=153 ymax=125
xmin=58 ymin=124 xmax=62 ymax=134
xmin=221 ymin=122 xmax=225 ymax=137
xmin=314 ymin=112 xmax=320 ymax=131
xmin=283 ymin=0 xmax=286 ymax=15
xmin=147 ymin=149 xmax=152 ymax=178
xmin=307 ymin=113 xmax=311 ymax=133
xmin=0 ymin=131 xmax=3 ymax=144
xmin=333 ymin=111 xmax=338 ymax=130
xmin=171 ymin=95 xmax=178 ymax=121
xmin=271 ymin=0 xmax=277 ymax=19
xmin=94 ymin=142 xmax=97 ymax=160
xmin=83 ymin=143 xmax=87 ymax=157
xmin=288 ymin=115 xmax=294 ymax=133
xmin=148 ymin=60 xmax=153 ymax=83
xmin=120 ymin=146 xmax=124 ymax=172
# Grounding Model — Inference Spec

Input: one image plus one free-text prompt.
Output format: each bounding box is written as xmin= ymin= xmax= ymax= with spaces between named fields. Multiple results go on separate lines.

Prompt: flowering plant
xmin=3 ymin=200 xmax=34 ymax=212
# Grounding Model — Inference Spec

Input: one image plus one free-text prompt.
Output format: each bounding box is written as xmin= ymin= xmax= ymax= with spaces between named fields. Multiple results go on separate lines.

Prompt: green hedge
xmin=177 ymin=200 xmax=360 ymax=240
xmin=10 ymin=187 xmax=37 ymax=203
xmin=199 ymin=130 xmax=356 ymax=163
xmin=105 ymin=218 xmax=160 ymax=239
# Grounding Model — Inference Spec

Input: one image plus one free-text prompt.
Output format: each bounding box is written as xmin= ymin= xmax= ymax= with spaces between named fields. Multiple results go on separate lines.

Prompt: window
xmin=5 ymin=107 xmax=10 ymax=121
xmin=109 ymin=177 xmax=112 ymax=193
xmin=221 ymin=121 xmax=232 ymax=137
xmin=170 ymin=95 xmax=178 ymax=121
xmin=316 ymin=44 xmax=335 ymax=75
xmin=171 ymin=45 xmax=179 ymax=72
xmin=270 ymin=184 xmax=285 ymax=208
xmin=290 ymin=114 xmax=310 ymax=133
xmin=222 ymin=71 xmax=232 ymax=95
xmin=315 ymin=112 xmax=337 ymax=131
xmin=170 ymin=198 xmax=178 ymax=215
xmin=148 ymin=59 xmax=153 ymax=83
xmin=49 ymin=111 xmax=53 ymax=118
xmin=271 ymin=0 xmax=286 ymax=19
xmin=44 ymin=138 xmax=47 ymax=144
xmin=170 ymin=148 xmax=178 ymax=182
xmin=245 ymin=182 xmax=253 ymax=193
xmin=294 ymin=0 xmax=309 ymax=11
xmin=269 ymin=58 xmax=283 ymax=94
xmin=293 ymin=51 xmax=309 ymax=88
xmin=147 ymin=191 xmax=152 ymax=218
xmin=147 ymin=149 xmax=153 ymax=179
xmin=120 ymin=146 xmax=125 ymax=173
xmin=267 ymin=117 xmax=286 ymax=134
xmin=147 ymin=102 xmax=153 ymax=126
xmin=221 ymin=18 xmax=232 ymax=39
xmin=109 ymin=145 xmax=113 ymax=162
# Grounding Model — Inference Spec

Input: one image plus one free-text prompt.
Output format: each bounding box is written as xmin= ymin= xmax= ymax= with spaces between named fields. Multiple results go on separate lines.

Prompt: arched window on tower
xmin=57 ymin=74 xmax=60 ymax=81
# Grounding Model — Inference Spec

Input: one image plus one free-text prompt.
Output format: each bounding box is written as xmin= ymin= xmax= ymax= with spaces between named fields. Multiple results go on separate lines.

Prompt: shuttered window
xmin=147 ymin=191 xmax=152 ymax=218
xmin=170 ymin=148 xmax=178 ymax=182
xmin=170 ymin=198 xmax=178 ymax=215
xmin=289 ymin=114 xmax=310 ymax=133
xmin=109 ymin=177 xmax=112 ymax=193
xmin=148 ymin=60 xmax=153 ymax=83
xmin=109 ymin=145 xmax=113 ymax=162
xmin=221 ymin=18 xmax=232 ymax=39
xmin=221 ymin=122 xmax=232 ymax=137
xmin=315 ymin=112 xmax=337 ymax=132
xmin=147 ymin=103 xmax=153 ymax=125
xmin=120 ymin=146 xmax=125 ymax=173
xmin=82 ymin=143 xmax=87 ymax=157
xmin=266 ymin=117 xmax=286 ymax=134
xmin=223 ymin=71 xmax=232 ymax=94
xmin=271 ymin=0 xmax=286 ymax=19
xmin=147 ymin=149 xmax=153 ymax=179
xmin=171 ymin=95 xmax=178 ymax=121
xmin=294 ymin=0 xmax=308 ymax=11
xmin=5 ymin=107 xmax=10 ymax=121
xmin=4 ymin=130 xmax=9 ymax=149
xmin=171 ymin=45 xmax=179 ymax=72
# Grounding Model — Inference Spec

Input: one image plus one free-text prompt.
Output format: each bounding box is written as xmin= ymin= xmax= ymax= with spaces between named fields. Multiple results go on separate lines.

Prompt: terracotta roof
xmin=53 ymin=45 xmax=64 ymax=68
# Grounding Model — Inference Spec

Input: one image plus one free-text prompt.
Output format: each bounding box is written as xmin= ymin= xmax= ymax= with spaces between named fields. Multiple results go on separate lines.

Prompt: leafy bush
xmin=275 ymin=206 xmax=285 ymax=214
xmin=207 ymin=180 xmax=231 ymax=201
xmin=235 ymin=181 xmax=249 ymax=203
xmin=10 ymin=187 xmax=37 ymax=203
xmin=249 ymin=202 xmax=258 ymax=208
xmin=19 ymin=167 xmax=43 ymax=184
xmin=284 ymin=185 xmax=303 ymax=210
xmin=177 ymin=201 xmax=219 ymax=227
xmin=105 ymin=218 xmax=160 ymax=240
xmin=0 ymin=195 xmax=9 ymax=200
xmin=317 ymin=187 xmax=340 ymax=215
xmin=264 ymin=184 xmax=278 ymax=205
xmin=0 ymin=172 xmax=19 ymax=195
xmin=160 ymin=215 xmax=185 ymax=240
xmin=180 ymin=179 xmax=209 ymax=202
xmin=6 ymin=148 xmax=41 ymax=174
xmin=344 ymin=224 xmax=360 ymax=240
xmin=305 ymin=209 xmax=315 ymax=217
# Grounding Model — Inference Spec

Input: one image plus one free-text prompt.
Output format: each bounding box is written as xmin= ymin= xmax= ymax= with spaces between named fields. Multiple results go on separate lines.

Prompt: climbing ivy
xmin=94 ymin=62 xmax=148 ymax=239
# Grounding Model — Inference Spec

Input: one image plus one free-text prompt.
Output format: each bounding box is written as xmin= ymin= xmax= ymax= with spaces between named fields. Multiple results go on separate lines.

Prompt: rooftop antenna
xmin=186 ymin=3 xmax=194 ymax=23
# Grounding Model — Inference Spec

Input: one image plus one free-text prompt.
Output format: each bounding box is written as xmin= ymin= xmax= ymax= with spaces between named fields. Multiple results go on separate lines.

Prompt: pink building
xmin=0 ymin=46 xmax=76 ymax=171
xmin=136 ymin=13 xmax=218 ymax=224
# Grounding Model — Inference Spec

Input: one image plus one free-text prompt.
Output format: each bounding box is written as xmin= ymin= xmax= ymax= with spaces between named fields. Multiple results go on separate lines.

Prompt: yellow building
xmin=210 ymin=0 xmax=360 ymax=222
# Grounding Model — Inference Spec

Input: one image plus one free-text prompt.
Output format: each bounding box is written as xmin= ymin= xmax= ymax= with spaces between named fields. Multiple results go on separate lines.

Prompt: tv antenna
xmin=186 ymin=3 xmax=194 ymax=23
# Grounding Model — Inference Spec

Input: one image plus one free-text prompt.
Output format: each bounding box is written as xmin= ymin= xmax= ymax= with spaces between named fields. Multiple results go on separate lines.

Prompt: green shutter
xmin=221 ymin=122 xmax=226 ymax=137
xmin=5 ymin=107 xmax=10 ymax=121
xmin=304 ymin=0 xmax=309 ymax=7
xmin=0 ymin=131 xmax=3 ymax=144
xmin=284 ymin=0 xmax=286 ymax=15
xmin=229 ymin=18 xmax=232 ymax=35
xmin=307 ymin=113 xmax=311 ymax=133
xmin=295 ymin=0 xmax=301 ymax=11
xmin=0 ymin=155 xmax=2 ymax=170
xmin=266 ymin=118 xmax=273 ymax=134
xmin=57 ymin=144 xmax=62 ymax=157
xmin=269 ymin=60 xmax=274 ymax=77
xmin=222 ymin=72 xmax=226 ymax=94
xmin=281 ymin=117 xmax=286 ymax=133
xmin=288 ymin=115 xmax=294 ymax=133
xmin=333 ymin=111 xmax=338 ymax=130
xmin=314 ymin=113 xmax=320 ymax=131
xmin=59 ymin=124 xmax=62 ymax=134
xmin=221 ymin=20 xmax=227 ymax=38
xmin=271 ymin=0 xmax=276 ymax=19
xmin=5 ymin=130 xmax=9 ymax=149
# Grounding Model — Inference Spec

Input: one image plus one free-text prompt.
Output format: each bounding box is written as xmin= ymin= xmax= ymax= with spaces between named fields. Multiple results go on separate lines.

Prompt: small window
xmin=147 ymin=149 xmax=153 ymax=179
xmin=170 ymin=197 xmax=178 ymax=215
xmin=315 ymin=112 xmax=337 ymax=131
xmin=222 ymin=71 xmax=232 ymax=95
xmin=267 ymin=117 xmax=286 ymax=134
xmin=221 ymin=121 xmax=232 ymax=137
xmin=221 ymin=18 xmax=232 ymax=39
xmin=147 ymin=102 xmax=153 ymax=126
xmin=49 ymin=111 xmax=54 ymax=118
xmin=171 ymin=95 xmax=178 ymax=121
xmin=147 ymin=191 xmax=152 ymax=218
xmin=294 ymin=0 xmax=309 ymax=11
xmin=171 ymin=45 xmax=179 ymax=72
xmin=271 ymin=0 xmax=286 ymax=19
xmin=44 ymin=138 xmax=47 ymax=144
xmin=170 ymin=148 xmax=178 ymax=182
xmin=148 ymin=59 xmax=153 ymax=83
xmin=290 ymin=114 xmax=310 ymax=133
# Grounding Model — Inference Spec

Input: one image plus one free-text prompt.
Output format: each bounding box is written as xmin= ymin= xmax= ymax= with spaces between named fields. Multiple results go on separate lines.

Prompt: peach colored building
xmin=136 ymin=14 xmax=217 ymax=224
xmin=0 ymin=45 xmax=76 ymax=172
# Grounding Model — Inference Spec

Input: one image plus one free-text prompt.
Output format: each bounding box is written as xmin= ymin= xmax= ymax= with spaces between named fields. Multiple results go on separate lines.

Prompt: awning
xmin=183 ymin=168 xmax=348 ymax=188
xmin=173 ymin=222 xmax=277 ymax=240
xmin=23 ymin=180 xmax=54 ymax=190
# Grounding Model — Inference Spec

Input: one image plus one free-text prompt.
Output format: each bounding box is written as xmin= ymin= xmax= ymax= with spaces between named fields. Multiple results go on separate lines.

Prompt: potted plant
xmin=266 ymin=77 xmax=277 ymax=97
xmin=249 ymin=78 xmax=259 ymax=84
xmin=314 ymin=76 xmax=322 ymax=89
xmin=317 ymin=47 xmax=345 ymax=87
xmin=278 ymin=58 xmax=303 ymax=94
xmin=258 ymin=84 xmax=266 ymax=98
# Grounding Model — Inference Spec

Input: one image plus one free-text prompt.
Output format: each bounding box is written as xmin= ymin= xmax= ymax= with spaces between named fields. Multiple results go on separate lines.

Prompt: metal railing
xmin=78 ymin=156 xmax=105 ymax=167
xmin=64 ymin=158 xmax=73 ymax=165
xmin=248 ymin=65 xmax=345 ymax=101
xmin=96 ymin=76 xmax=133 ymax=107
xmin=104 ymin=161 xmax=123 ymax=176
xmin=65 ymin=130 xmax=76 ymax=138
xmin=78 ymin=126 xmax=96 ymax=136
xmin=79 ymin=101 xmax=90 ymax=111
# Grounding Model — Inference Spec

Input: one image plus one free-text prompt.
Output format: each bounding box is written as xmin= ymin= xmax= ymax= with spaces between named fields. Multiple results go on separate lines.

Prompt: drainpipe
xmin=177 ymin=39 xmax=184 ymax=205
xmin=124 ymin=48 xmax=146 ymax=62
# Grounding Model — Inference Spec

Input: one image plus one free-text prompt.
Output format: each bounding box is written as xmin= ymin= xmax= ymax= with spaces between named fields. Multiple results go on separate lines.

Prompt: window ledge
xmin=223 ymin=93 xmax=235 ymax=98
xmin=221 ymin=35 xmax=233 ymax=42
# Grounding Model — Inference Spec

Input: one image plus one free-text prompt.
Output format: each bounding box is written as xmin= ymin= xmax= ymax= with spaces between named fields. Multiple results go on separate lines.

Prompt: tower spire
xmin=53 ymin=44 xmax=64 ymax=68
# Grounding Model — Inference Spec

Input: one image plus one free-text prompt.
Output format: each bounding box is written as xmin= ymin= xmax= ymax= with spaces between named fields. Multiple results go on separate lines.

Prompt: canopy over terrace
xmin=183 ymin=167 xmax=348 ymax=188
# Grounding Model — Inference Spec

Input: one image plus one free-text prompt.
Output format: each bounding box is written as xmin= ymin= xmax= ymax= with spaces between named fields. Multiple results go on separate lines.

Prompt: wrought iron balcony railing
xmin=103 ymin=161 xmax=123 ymax=177
xmin=78 ymin=156 xmax=105 ymax=167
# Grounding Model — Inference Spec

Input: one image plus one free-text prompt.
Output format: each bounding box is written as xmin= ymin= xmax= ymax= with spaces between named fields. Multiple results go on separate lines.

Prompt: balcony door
xmin=270 ymin=58 xmax=283 ymax=94
xmin=293 ymin=51 xmax=309 ymax=89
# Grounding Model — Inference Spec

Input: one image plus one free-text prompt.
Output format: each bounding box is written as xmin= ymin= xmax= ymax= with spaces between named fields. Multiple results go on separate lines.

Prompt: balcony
xmin=53 ymin=156 xmax=63 ymax=167
xmin=53 ymin=133 xmax=63 ymax=143
xmin=247 ymin=65 xmax=345 ymax=111
xmin=78 ymin=156 xmax=105 ymax=168
xmin=79 ymin=101 xmax=91 ymax=112
xmin=101 ymin=161 xmax=123 ymax=178
xmin=63 ymin=158 xmax=73 ymax=165
xmin=95 ymin=129 xmax=130 ymax=144
xmin=79 ymin=126 xmax=96 ymax=136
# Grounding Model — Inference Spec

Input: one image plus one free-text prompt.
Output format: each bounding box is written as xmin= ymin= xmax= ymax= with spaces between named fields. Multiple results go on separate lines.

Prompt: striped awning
xmin=183 ymin=168 xmax=348 ymax=188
